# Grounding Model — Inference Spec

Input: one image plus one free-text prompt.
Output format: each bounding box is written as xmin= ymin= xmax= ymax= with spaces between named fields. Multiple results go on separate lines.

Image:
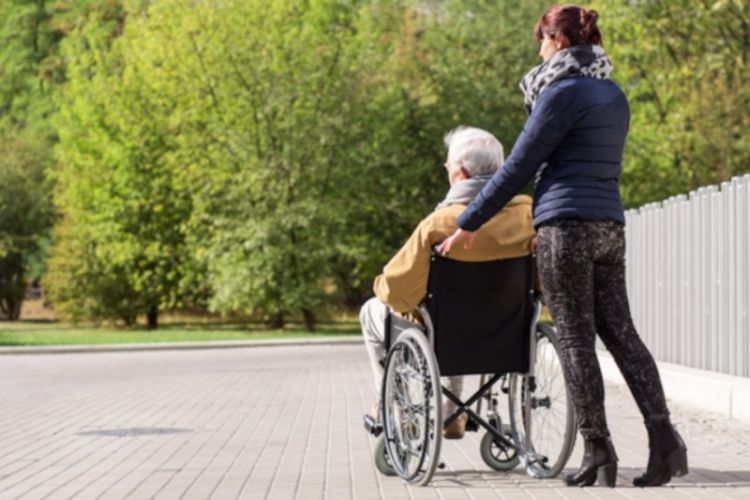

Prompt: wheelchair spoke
xmin=381 ymin=329 xmax=442 ymax=485
xmin=508 ymin=325 xmax=575 ymax=479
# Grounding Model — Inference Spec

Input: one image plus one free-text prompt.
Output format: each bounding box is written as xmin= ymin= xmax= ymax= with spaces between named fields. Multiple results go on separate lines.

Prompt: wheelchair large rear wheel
xmin=508 ymin=323 xmax=575 ymax=478
xmin=381 ymin=328 xmax=442 ymax=486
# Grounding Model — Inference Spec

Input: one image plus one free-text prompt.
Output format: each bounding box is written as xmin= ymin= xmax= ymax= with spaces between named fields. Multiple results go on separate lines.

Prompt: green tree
xmin=593 ymin=0 xmax=750 ymax=206
xmin=47 ymin=0 xmax=553 ymax=329
xmin=0 ymin=1 xmax=126 ymax=319
xmin=48 ymin=1 xmax=188 ymax=328
xmin=0 ymin=0 xmax=61 ymax=319
xmin=0 ymin=137 xmax=53 ymax=319
xmin=329 ymin=0 xmax=547 ymax=304
xmin=177 ymin=0 xmax=364 ymax=329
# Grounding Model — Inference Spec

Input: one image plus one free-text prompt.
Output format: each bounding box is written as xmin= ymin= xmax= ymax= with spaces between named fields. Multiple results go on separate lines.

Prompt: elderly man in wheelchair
xmin=360 ymin=126 xmax=575 ymax=485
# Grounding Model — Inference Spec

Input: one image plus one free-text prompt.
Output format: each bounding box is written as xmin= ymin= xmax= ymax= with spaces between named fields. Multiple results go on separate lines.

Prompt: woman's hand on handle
xmin=529 ymin=235 xmax=538 ymax=256
xmin=437 ymin=228 xmax=477 ymax=256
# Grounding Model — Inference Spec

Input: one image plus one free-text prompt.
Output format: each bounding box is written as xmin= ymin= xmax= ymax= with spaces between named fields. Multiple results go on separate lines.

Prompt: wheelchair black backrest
xmin=426 ymin=252 xmax=534 ymax=376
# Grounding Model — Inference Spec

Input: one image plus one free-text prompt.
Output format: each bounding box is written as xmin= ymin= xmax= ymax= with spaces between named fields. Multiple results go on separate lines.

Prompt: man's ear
xmin=460 ymin=166 xmax=471 ymax=179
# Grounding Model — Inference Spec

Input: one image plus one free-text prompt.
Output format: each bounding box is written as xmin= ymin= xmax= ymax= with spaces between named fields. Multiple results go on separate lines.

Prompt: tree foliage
xmin=594 ymin=0 xmax=750 ymax=206
xmin=0 ymin=137 xmax=52 ymax=319
xmin=3 ymin=0 xmax=744 ymax=327
xmin=48 ymin=0 xmax=186 ymax=328
xmin=0 ymin=0 xmax=69 ymax=319
xmin=49 ymin=0 xmax=547 ymax=328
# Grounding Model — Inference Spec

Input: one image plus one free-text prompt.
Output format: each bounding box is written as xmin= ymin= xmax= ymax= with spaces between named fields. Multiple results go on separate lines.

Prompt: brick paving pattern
xmin=0 ymin=344 xmax=749 ymax=499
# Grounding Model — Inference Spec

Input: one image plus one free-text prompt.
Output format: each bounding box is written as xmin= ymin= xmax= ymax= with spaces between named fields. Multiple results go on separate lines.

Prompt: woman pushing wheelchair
xmin=439 ymin=3 xmax=688 ymax=488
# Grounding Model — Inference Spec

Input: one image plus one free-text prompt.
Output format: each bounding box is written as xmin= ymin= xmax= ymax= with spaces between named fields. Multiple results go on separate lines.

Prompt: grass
xmin=0 ymin=321 xmax=360 ymax=346
xmin=2 ymin=303 xmax=551 ymax=347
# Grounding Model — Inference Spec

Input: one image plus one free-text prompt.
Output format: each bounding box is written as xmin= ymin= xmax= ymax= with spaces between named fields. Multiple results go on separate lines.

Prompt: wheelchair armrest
xmin=417 ymin=303 xmax=435 ymax=348
xmin=384 ymin=305 xmax=431 ymax=351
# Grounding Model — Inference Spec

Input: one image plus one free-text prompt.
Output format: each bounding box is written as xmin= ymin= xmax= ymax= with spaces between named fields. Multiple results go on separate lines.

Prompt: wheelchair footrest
xmin=363 ymin=414 xmax=383 ymax=437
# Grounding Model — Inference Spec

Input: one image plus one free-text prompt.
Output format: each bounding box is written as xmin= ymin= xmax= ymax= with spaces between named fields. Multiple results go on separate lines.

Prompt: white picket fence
xmin=623 ymin=174 xmax=750 ymax=377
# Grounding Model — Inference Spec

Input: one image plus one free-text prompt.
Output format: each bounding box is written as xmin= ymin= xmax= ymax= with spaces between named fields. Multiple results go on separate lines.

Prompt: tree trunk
xmin=269 ymin=312 xmax=285 ymax=329
xmin=146 ymin=305 xmax=159 ymax=330
xmin=10 ymin=298 xmax=21 ymax=320
xmin=0 ymin=297 xmax=21 ymax=321
xmin=0 ymin=299 xmax=10 ymax=320
xmin=302 ymin=308 xmax=316 ymax=332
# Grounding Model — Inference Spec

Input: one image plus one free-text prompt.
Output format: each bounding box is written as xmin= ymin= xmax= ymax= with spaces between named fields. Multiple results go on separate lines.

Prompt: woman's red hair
xmin=534 ymin=4 xmax=603 ymax=47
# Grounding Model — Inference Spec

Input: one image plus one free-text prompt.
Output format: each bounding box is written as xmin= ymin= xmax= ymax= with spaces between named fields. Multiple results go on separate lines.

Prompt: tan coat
xmin=373 ymin=195 xmax=535 ymax=313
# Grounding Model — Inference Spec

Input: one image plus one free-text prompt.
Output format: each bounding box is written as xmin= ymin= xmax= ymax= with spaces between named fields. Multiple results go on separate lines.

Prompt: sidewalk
xmin=0 ymin=335 xmax=361 ymax=356
xmin=599 ymin=350 xmax=750 ymax=425
xmin=0 ymin=344 xmax=749 ymax=499
xmin=6 ymin=335 xmax=750 ymax=425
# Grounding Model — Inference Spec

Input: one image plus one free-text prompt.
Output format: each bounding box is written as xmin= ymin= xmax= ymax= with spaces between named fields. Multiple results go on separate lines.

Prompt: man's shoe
xmin=443 ymin=413 xmax=468 ymax=439
xmin=633 ymin=421 xmax=688 ymax=487
xmin=564 ymin=436 xmax=618 ymax=487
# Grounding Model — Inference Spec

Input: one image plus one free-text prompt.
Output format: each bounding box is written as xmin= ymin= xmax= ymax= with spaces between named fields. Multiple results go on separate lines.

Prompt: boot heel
xmin=666 ymin=447 xmax=688 ymax=477
xmin=597 ymin=463 xmax=617 ymax=487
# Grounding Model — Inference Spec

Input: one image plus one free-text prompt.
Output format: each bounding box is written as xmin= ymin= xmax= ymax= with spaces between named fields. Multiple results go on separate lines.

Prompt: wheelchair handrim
xmin=509 ymin=324 xmax=575 ymax=478
xmin=381 ymin=329 xmax=442 ymax=485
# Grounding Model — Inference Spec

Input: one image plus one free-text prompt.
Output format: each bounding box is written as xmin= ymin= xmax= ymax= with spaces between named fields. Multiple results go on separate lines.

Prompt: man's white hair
xmin=443 ymin=126 xmax=504 ymax=177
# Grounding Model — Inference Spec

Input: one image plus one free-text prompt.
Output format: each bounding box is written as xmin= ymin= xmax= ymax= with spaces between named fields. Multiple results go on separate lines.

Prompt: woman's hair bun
xmin=580 ymin=9 xmax=600 ymax=44
xmin=534 ymin=4 xmax=603 ymax=47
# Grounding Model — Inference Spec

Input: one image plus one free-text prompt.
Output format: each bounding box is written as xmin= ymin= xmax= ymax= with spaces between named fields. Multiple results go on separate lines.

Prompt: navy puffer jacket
xmin=457 ymin=76 xmax=630 ymax=230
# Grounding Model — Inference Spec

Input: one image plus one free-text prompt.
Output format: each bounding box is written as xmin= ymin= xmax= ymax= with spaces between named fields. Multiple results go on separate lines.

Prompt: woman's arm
xmin=458 ymin=85 xmax=579 ymax=232
xmin=438 ymin=85 xmax=579 ymax=256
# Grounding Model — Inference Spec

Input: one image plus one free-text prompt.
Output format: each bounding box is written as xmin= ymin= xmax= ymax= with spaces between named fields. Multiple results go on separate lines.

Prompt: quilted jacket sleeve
xmin=457 ymin=84 xmax=579 ymax=231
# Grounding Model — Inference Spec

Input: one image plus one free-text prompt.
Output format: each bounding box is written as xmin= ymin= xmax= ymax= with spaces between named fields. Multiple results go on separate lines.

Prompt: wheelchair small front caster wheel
xmin=480 ymin=425 xmax=520 ymax=471
xmin=374 ymin=435 xmax=396 ymax=476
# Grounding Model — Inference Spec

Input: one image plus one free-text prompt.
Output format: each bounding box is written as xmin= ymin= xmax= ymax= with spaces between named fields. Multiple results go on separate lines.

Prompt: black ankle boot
xmin=564 ymin=436 xmax=618 ymax=487
xmin=633 ymin=421 xmax=688 ymax=487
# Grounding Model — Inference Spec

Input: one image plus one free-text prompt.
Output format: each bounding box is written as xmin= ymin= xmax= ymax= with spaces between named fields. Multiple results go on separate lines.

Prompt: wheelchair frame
xmin=424 ymin=298 xmax=540 ymax=455
xmin=364 ymin=259 xmax=575 ymax=486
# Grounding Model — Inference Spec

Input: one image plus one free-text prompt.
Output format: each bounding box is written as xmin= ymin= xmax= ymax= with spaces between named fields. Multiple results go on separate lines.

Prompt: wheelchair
xmin=363 ymin=252 xmax=576 ymax=486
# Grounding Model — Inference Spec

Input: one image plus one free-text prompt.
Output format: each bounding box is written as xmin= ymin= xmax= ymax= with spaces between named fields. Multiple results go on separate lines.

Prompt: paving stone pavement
xmin=1 ymin=344 xmax=750 ymax=500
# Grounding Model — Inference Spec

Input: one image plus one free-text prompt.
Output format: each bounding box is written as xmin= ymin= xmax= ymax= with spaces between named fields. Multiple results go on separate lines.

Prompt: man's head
xmin=443 ymin=126 xmax=504 ymax=185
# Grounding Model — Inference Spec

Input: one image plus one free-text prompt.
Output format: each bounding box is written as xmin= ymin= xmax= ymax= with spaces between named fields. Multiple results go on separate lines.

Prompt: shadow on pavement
xmin=429 ymin=467 xmax=750 ymax=488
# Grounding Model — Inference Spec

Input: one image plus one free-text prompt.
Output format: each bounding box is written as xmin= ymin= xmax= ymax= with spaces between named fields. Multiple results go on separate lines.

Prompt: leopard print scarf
xmin=520 ymin=44 xmax=613 ymax=113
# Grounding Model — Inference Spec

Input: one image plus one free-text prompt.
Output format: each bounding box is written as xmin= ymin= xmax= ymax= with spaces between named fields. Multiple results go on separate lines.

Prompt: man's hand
xmin=437 ymin=228 xmax=477 ymax=256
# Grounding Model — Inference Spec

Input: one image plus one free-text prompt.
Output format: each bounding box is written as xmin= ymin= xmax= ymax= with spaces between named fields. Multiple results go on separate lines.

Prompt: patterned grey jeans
xmin=537 ymin=219 xmax=671 ymax=439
